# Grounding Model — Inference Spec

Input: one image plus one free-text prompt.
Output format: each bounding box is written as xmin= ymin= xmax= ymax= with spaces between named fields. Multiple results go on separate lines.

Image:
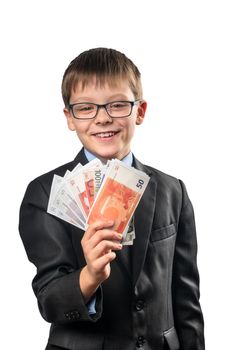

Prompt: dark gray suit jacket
xmin=19 ymin=148 xmax=204 ymax=350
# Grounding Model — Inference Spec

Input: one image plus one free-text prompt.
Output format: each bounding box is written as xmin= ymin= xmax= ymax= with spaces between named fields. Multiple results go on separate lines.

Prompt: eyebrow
xmin=70 ymin=94 xmax=130 ymax=104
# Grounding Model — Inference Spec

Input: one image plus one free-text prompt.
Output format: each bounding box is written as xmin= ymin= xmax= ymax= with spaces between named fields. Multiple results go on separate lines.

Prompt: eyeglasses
xmin=68 ymin=100 xmax=141 ymax=120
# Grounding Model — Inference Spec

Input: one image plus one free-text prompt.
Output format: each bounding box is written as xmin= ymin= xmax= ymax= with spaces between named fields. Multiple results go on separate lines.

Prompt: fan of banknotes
xmin=47 ymin=158 xmax=150 ymax=245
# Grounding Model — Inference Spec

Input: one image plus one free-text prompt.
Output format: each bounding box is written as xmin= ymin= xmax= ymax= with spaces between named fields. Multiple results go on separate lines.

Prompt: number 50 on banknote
xmin=87 ymin=160 xmax=150 ymax=235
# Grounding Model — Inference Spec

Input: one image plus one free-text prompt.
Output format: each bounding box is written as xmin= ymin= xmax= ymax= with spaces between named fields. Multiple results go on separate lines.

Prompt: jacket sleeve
xmin=172 ymin=180 xmax=205 ymax=350
xmin=19 ymin=178 xmax=102 ymax=324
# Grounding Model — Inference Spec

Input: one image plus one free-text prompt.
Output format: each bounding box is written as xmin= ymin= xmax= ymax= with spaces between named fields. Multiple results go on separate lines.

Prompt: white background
xmin=0 ymin=0 xmax=231 ymax=349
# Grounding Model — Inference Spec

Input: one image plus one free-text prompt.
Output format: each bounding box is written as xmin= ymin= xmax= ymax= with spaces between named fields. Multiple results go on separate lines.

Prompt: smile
xmin=93 ymin=131 xmax=119 ymax=139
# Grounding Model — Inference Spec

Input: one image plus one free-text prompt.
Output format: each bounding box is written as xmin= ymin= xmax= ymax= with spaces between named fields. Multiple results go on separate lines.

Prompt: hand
xmin=79 ymin=220 xmax=122 ymax=302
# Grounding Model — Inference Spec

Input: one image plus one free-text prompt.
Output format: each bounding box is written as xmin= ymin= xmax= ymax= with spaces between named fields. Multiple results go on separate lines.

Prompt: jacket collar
xmin=73 ymin=148 xmax=89 ymax=167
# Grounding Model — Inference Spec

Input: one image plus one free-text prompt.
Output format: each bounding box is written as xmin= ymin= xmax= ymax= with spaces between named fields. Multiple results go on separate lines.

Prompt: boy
xmin=19 ymin=48 xmax=205 ymax=350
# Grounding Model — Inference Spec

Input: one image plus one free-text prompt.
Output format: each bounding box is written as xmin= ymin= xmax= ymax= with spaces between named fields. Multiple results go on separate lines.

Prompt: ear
xmin=63 ymin=108 xmax=76 ymax=131
xmin=136 ymin=100 xmax=147 ymax=125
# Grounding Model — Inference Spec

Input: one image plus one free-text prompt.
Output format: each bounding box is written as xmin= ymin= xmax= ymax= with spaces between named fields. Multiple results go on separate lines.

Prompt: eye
xmin=74 ymin=103 xmax=96 ymax=114
xmin=109 ymin=102 xmax=129 ymax=109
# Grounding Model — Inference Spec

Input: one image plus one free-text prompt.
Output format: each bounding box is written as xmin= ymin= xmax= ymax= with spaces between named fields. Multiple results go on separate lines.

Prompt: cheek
xmin=120 ymin=117 xmax=136 ymax=135
xmin=126 ymin=120 xmax=136 ymax=137
xmin=73 ymin=123 xmax=89 ymax=137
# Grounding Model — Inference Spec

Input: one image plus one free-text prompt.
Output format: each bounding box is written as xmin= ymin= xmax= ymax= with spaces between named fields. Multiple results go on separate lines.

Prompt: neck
xmin=84 ymin=148 xmax=133 ymax=166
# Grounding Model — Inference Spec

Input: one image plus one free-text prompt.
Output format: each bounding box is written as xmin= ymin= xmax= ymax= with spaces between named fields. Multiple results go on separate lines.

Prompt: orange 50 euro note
xmin=87 ymin=160 xmax=150 ymax=237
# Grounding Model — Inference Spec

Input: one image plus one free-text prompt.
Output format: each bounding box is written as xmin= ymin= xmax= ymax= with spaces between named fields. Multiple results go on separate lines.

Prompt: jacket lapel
xmin=132 ymin=156 xmax=157 ymax=286
xmin=116 ymin=245 xmax=132 ymax=278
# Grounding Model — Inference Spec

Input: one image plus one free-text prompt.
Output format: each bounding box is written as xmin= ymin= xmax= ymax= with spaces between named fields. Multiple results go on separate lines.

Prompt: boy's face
xmin=64 ymin=79 xmax=147 ymax=161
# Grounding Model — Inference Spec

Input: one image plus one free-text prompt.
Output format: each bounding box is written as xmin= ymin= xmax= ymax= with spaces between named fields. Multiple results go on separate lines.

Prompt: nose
xmin=94 ymin=106 xmax=113 ymax=124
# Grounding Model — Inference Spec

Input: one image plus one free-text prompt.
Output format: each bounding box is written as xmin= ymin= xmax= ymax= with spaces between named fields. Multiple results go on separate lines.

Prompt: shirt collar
xmin=84 ymin=148 xmax=133 ymax=167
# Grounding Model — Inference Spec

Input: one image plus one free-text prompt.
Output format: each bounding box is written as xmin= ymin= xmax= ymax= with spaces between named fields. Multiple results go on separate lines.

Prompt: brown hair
xmin=61 ymin=48 xmax=142 ymax=107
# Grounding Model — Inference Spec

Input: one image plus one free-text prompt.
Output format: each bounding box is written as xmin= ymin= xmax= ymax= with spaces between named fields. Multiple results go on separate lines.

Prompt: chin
xmin=92 ymin=147 xmax=121 ymax=160
xmin=98 ymin=153 xmax=117 ymax=160
xmin=96 ymin=151 xmax=121 ymax=161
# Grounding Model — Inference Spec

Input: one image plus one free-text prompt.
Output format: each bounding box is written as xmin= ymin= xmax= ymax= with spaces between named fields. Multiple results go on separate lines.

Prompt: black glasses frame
xmin=68 ymin=100 xmax=141 ymax=120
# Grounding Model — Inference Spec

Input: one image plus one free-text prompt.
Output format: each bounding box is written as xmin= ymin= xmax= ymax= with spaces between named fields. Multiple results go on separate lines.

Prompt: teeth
xmin=95 ymin=132 xmax=115 ymax=138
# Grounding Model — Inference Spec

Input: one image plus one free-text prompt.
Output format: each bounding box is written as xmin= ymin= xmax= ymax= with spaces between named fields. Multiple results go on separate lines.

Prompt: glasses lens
xmin=107 ymin=101 xmax=132 ymax=117
xmin=72 ymin=103 xmax=97 ymax=119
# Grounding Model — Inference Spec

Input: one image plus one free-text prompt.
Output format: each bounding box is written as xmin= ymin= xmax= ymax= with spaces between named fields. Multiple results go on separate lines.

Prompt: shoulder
xmin=133 ymin=156 xmax=186 ymax=211
xmin=146 ymin=164 xmax=183 ymax=200
xmin=25 ymin=148 xmax=87 ymax=198
xmin=20 ymin=159 xmax=76 ymax=210
xmin=145 ymin=164 xmax=179 ymax=184
xmin=28 ymin=159 xmax=75 ymax=196
xmin=22 ymin=148 xmax=87 ymax=205
xmin=135 ymin=160 xmax=193 ymax=224
xmin=36 ymin=160 xmax=75 ymax=193
xmin=134 ymin=156 xmax=181 ymax=192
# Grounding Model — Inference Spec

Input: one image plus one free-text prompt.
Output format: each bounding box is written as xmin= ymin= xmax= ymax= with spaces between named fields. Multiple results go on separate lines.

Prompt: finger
xmin=84 ymin=220 xmax=114 ymax=241
xmin=89 ymin=229 xmax=122 ymax=249
xmin=93 ymin=251 xmax=117 ymax=271
xmin=88 ymin=240 xmax=122 ymax=262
